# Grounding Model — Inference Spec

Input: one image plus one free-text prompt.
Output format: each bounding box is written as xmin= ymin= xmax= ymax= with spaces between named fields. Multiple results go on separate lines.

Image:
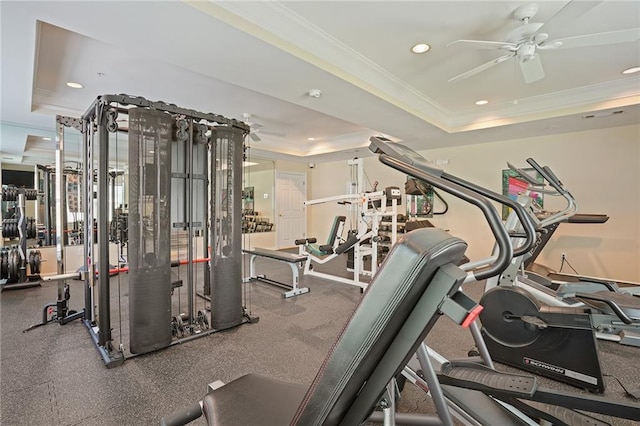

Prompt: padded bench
xmin=242 ymin=248 xmax=309 ymax=298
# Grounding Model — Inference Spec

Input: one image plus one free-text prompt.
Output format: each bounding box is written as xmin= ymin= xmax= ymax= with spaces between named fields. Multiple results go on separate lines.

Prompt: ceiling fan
xmin=447 ymin=1 xmax=640 ymax=84
xmin=242 ymin=113 xmax=263 ymax=142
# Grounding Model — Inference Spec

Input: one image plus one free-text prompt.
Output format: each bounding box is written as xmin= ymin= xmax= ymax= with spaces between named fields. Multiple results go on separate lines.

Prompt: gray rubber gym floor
xmin=1 ymin=253 xmax=639 ymax=425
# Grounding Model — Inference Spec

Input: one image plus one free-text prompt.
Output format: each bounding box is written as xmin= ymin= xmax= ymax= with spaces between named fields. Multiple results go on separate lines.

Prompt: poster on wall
xmin=501 ymin=168 xmax=543 ymax=220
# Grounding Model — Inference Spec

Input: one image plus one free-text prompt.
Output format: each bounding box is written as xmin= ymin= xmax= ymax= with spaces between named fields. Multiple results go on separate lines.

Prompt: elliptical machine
xmin=480 ymin=158 xmax=640 ymax=393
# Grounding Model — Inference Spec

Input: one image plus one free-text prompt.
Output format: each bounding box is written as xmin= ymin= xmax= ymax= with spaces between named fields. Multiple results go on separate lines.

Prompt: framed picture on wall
xmin=501 ymin=168 xmax=543 ymax=220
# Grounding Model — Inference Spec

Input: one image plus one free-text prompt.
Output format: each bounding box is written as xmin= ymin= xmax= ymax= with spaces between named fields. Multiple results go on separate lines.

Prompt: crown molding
xmin=185 ymin=0 xmax=451 ymax=129
xmin=448 ymin=78 xmax=640 ymax=131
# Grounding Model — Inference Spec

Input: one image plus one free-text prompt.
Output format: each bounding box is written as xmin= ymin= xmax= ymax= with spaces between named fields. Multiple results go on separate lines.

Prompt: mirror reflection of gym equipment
xmin=22 ymin=95 xmax=258 ymax=367
xmin=1 ymin=185 xmax=42 ymax=290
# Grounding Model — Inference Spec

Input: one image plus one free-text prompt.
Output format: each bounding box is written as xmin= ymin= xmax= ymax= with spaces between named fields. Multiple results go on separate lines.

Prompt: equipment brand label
xmin=523 ymin=357 xmax=598 ymax=385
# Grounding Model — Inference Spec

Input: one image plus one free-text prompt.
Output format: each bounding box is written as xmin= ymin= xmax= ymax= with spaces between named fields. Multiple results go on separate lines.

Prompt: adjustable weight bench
xmin=162 ymin=227 xmax=470 ymax=425
xmin=242 ymin=248 xmax=309 ymax=298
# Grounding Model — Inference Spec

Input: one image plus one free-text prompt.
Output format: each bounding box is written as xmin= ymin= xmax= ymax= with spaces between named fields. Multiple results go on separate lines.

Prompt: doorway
xmin=275 ymin=171 xmax=306 ymax=249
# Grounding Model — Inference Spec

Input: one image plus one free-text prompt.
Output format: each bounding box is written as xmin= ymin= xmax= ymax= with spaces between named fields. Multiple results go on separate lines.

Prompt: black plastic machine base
xmin=480 ymin=286 xmax=605 ymax=393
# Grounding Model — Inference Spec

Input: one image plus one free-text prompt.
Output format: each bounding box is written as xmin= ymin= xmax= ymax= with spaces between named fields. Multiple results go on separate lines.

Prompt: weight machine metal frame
xmin=301 ymin=158 xmax=399 ymax=290
xmin=80 ymin=94 xmax=252 ymax=367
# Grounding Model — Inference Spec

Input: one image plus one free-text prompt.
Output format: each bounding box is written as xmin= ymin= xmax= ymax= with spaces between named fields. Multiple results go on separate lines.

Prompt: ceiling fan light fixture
xmin=307 ymin=137 xmax=316 ymax=141
xmin=66 ymin=81 xmax=83 ymax=89
xmin=622 ymin=66 xmax=640 ymax=75
xmin=411 ymin=43 xmax=431 ymax=54
xmin=475 ymin=100 xmax=489 ymax=105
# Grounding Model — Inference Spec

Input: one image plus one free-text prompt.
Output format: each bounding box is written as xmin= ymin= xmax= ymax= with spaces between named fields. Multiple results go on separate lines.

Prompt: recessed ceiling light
xmin=42 ymin=137 xmax=52 ymax=141
xmin=307 ymin=137 xmax=316 ymax=141
xmin=475 ymin=100 xmax=489 ymax=105
xmin=66 ymin=82 xmax=83 ymax=89
xmin=622 ymin=66 xmax=640 ymax=75
xmin=411 ymin=43 xmax=431 ymax=54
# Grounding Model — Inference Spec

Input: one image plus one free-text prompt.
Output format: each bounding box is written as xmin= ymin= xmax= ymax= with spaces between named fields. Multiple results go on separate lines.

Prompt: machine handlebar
xmin=371 ymin=137 xmax=519 ymax=281
xmin=369 ymin=136 xmax=536 ymax=258
xmin=526 ymin=157 xmax=566 ymax=195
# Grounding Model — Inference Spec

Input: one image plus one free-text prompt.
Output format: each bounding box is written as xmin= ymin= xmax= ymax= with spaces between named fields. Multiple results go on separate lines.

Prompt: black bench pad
xmin=203 ymin=374 xmax=306 ymax=426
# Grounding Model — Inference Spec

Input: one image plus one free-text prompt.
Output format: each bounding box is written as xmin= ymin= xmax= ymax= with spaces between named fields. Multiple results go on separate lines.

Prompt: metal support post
xmin=82 ymin=118 xmax=95 ymax=323
xmin=416 ymin=343 xmax=455 ymax=426
xmin=97 ymin=115 xmax=112 ymax=347
xmin=187 ymin=120 xmax=194 ymax=327
xmin=55 ymin=121 xmax=67 ymax=315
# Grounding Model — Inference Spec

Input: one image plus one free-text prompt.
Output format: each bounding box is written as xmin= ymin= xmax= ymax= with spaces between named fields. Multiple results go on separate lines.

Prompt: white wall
xmin=308 ymin=124 xmax=640 ymax=282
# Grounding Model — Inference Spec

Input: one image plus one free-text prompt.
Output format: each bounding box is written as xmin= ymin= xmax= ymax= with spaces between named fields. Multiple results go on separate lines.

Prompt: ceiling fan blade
xmin=250 ymin=122 xmax=264 ymax=131
xmin=549 ymin=28 xmax=640 ymax=49
xmin=448 ymin=39 xmax=517 ymax=50
xmin=535 ymin=0 xmax=603 ymax=38
xmin=448 ymin=54 xmax=514 ymax=83
xmin=249 ymin=132 xmax=261 ymax=142
xmin=519 ymin=54 xmax=545 ymax=84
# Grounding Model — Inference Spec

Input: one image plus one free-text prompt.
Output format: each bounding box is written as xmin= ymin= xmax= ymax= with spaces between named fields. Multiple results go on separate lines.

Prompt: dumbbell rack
xmin=1 ymin=185 xmax=42 ymax=290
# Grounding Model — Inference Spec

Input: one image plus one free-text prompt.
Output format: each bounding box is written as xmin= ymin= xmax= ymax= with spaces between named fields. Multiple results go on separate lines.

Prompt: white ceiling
xmin=1 ymin=0 xmax=639 ymax=167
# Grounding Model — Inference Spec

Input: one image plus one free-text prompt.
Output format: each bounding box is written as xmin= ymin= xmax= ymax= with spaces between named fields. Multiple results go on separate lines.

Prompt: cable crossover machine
xmin=43 ymin=94 xmax=257 ymax=367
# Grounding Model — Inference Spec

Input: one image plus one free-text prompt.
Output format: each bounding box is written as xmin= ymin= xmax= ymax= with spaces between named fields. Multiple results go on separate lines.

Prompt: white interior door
xmin=276 ymin=171 xmax=306 ymax=249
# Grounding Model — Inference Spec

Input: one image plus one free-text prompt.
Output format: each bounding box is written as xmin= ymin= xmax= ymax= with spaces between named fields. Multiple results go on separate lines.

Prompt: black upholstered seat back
xmin=291 ymin=227 xmax=467 ymax=425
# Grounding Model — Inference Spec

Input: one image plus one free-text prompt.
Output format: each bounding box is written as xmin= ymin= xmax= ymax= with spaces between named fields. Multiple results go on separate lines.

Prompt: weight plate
xmin=479 ymin=286 xmax=542 ymax=347
xmin=33 ymin=251 xmax=41 ymax=274
xmin=0 ymin=251 xmax=7 ymax=279
xmin=8 ymin=249 xmax=19 ymax=282
xmin=197 ymin=310 xmax=209 ymax=329
xmin=171 ymin=317 xmax=179 ymax=337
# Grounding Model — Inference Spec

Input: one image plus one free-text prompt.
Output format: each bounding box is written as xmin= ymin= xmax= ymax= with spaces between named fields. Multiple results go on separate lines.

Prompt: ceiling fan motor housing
xmin=517 ymin=43 xmax=537 ymax=62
